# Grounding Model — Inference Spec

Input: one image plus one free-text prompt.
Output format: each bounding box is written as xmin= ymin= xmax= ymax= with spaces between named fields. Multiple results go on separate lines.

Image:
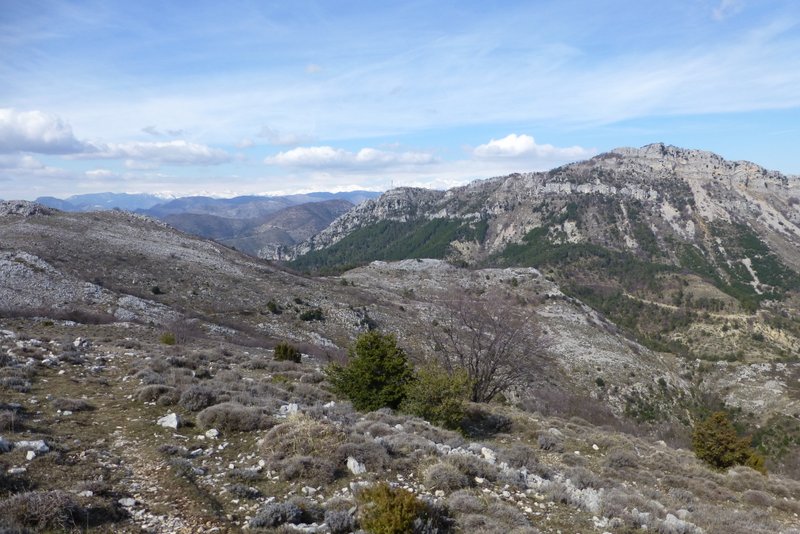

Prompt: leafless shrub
xmin=741 ymin=489 xmax=773 ymax=507
xmin=0 ymin=376 xmax=31 ymax=393
xmin=278 ymin=455 xmax=339 ymax=485
xmin=667 ymin=487 xmax=695 ymax=508
xmin=0 ymin=490 xmax=83 ymax=530
xmin=261 ymin=415 xmax=347 ymax=460
xmin=600 ymin=487 xmax=662 ymax=527
xmin=520 ymin=387 xmax=631 ymax=432
xmin=446 ymin=454 xmax=501 ymax=483
xmin=498 ymin=443 xmax=539 ymax=470
xmin=537 ymin=433 xmax=564 ymax=452
xmin=214 ymin=369 xmax=242 ymax=383
xmin=560 ymin=452 xmax=587 ymax=467
xmin=135 ymin=385 xmax=175 ymax=403
xmin=0 ymin=409 xmax=23 ymax=432
xmin=249 ymin=501 xmax=304 ymax=529
xmin=50 ymin=397 xmax=94 ymax=412
xmin=401 ymin=418 xmax=465 ymax=447
xmin=196 ymin=402 xmax=272 ymax=432
xmin=449 ymin=491 xmax=537 ymax=533
xmin=178 ymin=385 xmax=217 ymax=411
xmin=365 ymin=407 xmax=406 ymax=426
xmin=335 ymin=439 xmax=391 ymax=471
xmin=228 ymin=483 xmax=262 ymax=500
xmin=168 ymin=457 xmax=200 ymax=479
xmin=691 ymin=506 xmax=780 ymax=534
xmin=134 ymin=368 xmax=165 ymax=385
xmin=484 ymin=500 xmax=532 ymax=530
xmin=605 ymin=447 xmax=638 ymax=469
xmin=359 ymin=421 xmax=394 ymax=437
xmin=324 ymin=509 xmax=356 ymax=534
xmin=0 ymin=306 xmax=115 ymax=325
xmin=723 ymin=465 xmax=768 ymax=492
xmin=299 ymin=371 xmax=325 ymax=384
xmin=428 ymin=289 xmax=549 ymax=402
xmin=446 ymin=490 xmax=484 ymax=515
xmin=567 ymin=466 xmax=600 ymax=489
xmin=424 ymin=462 xmax=471 ymax=491
xmin=290 ymin=382 xmax=332 ymax=403
xmin=378 ymin=432 xmax=437 ymax=456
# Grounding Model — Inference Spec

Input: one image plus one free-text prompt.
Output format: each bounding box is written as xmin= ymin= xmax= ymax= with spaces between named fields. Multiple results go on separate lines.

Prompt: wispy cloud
xmin=713 ymin=0 xmax=745 ymax=21
xmin=79 ymin=140 xmax=230 ymax=166
xmin=257 ymin=126 xmax=316 ymax=147
xmin=266 ymin=145 xmax=436 ymax=169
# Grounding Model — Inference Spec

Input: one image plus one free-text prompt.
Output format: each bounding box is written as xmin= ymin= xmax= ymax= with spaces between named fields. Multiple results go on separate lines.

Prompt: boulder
xmin=157 ymin=412 xmax=181 ymax=429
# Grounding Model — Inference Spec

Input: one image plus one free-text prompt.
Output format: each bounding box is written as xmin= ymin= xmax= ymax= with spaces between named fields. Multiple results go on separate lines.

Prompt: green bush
xmin=299 ymin=308 xmax=324 ymax=321
xmin=274 ymin=342 xmax=301 ymax=363
xmin=692 ymin=411 xmax=766 ymax=473
xmin=401 ymin=364 xmax=470 ymax=430
xmin=357 ymin=483 xmax=426 ymax=534
xmin=160 ymin=332 xmax=176 ymax=345
xmin=326 ymin=331 xmax=414 ymax=411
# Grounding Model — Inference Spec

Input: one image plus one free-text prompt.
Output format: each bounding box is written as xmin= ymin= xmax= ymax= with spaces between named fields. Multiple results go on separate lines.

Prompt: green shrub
xmin=160 ymin=332 xmax=176 ymax=345
xmin=299 ymin=308 xmax=325 ymax=321
xmin=692 ymin=411 xmax=766 ymax=473
xmin=401 ymin=364 xmax=470 ymax=430
xmin=327 ymin=332 xmax=414 ymax=411
xmin=274 ymin=342 xmax=301 ymax=363
xmin=357 ymin=483 xmax=426 ymax=534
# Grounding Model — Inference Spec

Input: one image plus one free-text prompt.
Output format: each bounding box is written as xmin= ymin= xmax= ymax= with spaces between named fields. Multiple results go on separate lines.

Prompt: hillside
xmin=1 ymin=197 xmax=799 ymax=532
xmin=163 ymin=199 xmax=354 ymax=258
xmin=288 ymin=144 xmax=800 ymax=363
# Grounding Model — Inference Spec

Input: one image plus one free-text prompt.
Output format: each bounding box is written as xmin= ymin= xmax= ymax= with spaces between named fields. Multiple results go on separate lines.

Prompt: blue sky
xmin=1 ymin=0 xmax=799 ymax=199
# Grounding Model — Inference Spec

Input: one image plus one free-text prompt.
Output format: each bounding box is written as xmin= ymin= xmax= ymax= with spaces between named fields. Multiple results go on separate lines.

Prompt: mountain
xmin=287 ymin=144 xmax=800 ymax=360
xmin=1 ymin=198 xmax=799 ymax=532
xmin=139 ymin=190 xmax=379 ymax=219
xmin=36 ymin=192 xmax=167 ymax=211
xmin=162 ymin=198 xmax=354 ymax=257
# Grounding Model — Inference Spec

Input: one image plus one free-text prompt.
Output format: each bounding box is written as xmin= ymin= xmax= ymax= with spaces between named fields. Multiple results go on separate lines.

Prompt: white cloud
xmin=713 ymin=0 xmax=744 ymax=21
xmin=85 ymin=168 xmax=115 ymax=178
xmin=79 ymin=140 xmax=230 ymax=166
xmin=124 ymin=159 xmax=161 ymax=170
xmin=305 ymin=63 xmax=322 ymax=74
xmin=473 ymin=134 xmax=595 ymax=161
xmin=0 ymin=154 xmax=45 ymax=170
xmin=0 ymin=108 xmax=89 ymax=154
xmin=266 ymin=145 xmax=436 ymax=168
xmin=257 ymin=126 xmax=316 ymax=147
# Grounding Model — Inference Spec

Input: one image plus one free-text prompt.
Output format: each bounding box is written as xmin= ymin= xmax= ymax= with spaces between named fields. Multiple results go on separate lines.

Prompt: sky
xmin=1 ymin=0 xmax=799 ymax=200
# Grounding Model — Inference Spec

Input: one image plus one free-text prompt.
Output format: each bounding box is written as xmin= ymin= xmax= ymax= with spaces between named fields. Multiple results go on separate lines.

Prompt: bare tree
xmin=428 ymin=289 xmax=549 ymax=402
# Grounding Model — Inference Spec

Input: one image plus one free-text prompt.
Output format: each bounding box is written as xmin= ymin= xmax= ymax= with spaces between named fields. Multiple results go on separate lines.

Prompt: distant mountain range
xmin=34 ymin=190 xmax=381 ymax=256
xmin=34 ymin=190 xmax=379 ymax=215
xmin=35 ymin=192 xmax=167 ymax=212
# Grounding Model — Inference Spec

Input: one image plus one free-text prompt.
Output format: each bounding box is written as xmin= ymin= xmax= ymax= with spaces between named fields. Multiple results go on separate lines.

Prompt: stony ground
xmin=2 ymin=318 xmax=800 ymax=533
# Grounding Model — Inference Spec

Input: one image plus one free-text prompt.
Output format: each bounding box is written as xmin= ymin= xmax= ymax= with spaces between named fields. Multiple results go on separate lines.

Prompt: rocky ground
xmin=2 ymin=319 xmax=800 ymax=533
